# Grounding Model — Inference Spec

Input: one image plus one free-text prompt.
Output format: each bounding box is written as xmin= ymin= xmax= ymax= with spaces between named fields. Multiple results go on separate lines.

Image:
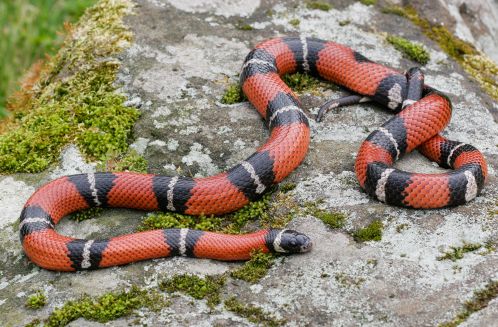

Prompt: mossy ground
xmin=335 ymin=272 xmax=365 ymax=288
xmin=136 ymin=189 xmax=275 ymax=234
xmin=160 ymin=274 xmax=225 ymax=309
xmin=437 ymin=241 xmax=496 ymax=261
xmin=289 ymin=18 xmax=300 ymax=27
xmin=306 ymin=1 xmax=332 ymax=11
xmin=220 ymin=83 xmax=246 ymax=104
xmin=25 ymin=291 xmax=47 ymax=310
xmin=305 ymin=202 xmax=347 ymax=229
xmin=230 ymin=250 xmax=275 ymax=283
xmin=359 ymin=0 xmax=377 ymax=5
xmin=224 ymin=297 xmax=285 ymax=326
xmin=221 ymin=67 xmax=334 ymax=106
xmin=352 ymin=220 xmax=383 ymax=242
xmin=0 ymin=0 xmax=137 ymax=173
xmin=98 ymin=149 xmax=148 ymax=173
xmin=70 ymin=207 xmax=104 ymax=222
xmin=437 ymin=243 xmax=483 ymax=261
xmin=45 ymin=286 xmax=163 ymax=327
xmin=381 ymin=5 xmax=498 ymax=102
xmin=235 ymin=20 xmax=254 ymax=31
xmin=386 ymin=35 xmax=430 ymax=65
xmin=440 ymin=280 xmax=498 ymax=327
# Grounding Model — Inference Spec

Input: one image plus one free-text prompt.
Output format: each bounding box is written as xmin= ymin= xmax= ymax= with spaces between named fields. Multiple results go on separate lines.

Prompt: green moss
xmin=396 ymin=223 xmax=409 ymax=233
xmin=25 ymin=291 xmax=47 ymax=309
xmin=353 ymin=220 xmax=383 ymax=242
xmin=221 ymin=83 xmax=246 ymax=104
xmin=289 ymin=18 xmax=300 ymax=27
xmin=230 ymin=250 xmax=275 ymax=283
xmin=0 ymin=0 xmax=137 ymax=173
xmin=483 ymin=240 xmax=496 ymax=254
xmin=279 ymin=183 xmax=296 ymax=193
xmin=282 ymin=72 xmax=323 ymax=94
xmin=386 ymin=35 xmax=430 ymax=65
xmin=305 ymin=202 xmax=346 ymax=229
xmin=311 ymin=208 xmax=346 ymax=229
xmin=261 ymin=191 xmax=300 ymax=229
xmin=339 ymin=19 xmax=351 ymax=26
xmin=160 ymin=274 xmax=225 ymax=309
xmin=222 ymin=190 xmax=273 ymax=233
xmin=461 ymin=54 xmax=498 ymax=101
xmin=439 ymin=280 xmax=498 ymax=327
xmin=25 ymin=319 xmax=42 ymax=327
xmin=381 ymin=5 xmax=407 ymax=16
xmin=70 ymin=207 xmax=104 ymax=222
xmin=335 ymin=272 xmax=365 ymax=287
xmin=137 ymin=212 xmax=223 ymax=232
xmin=99 ymin=149 xmax=148 ymax=173
xmin=306 ymin=1 xmax=332 ymax=11
xmin=235 ymin=20 xmax=254 ymax=31
xmin=380 ymin=5 xmax=498 ymax=102
xmin=437 ymin=243 xmax=483 ymax=261
xmin=225 ymin=297 xmax=285 ymax=326
xmin=45 ymin=286 xmax=162 ymax=326
xmin=137 ymin=190 xmax=274 ymax=234
xmin=359 ymin=0 xmax=376 ymax=5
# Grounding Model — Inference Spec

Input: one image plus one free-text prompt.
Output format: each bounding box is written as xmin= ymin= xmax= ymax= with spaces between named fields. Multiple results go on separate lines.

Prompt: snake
xmin=19 ymin=36 xmax=487 ymax=271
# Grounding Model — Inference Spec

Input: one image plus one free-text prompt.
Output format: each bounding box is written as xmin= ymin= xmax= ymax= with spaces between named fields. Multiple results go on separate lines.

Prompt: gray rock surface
xmin=1 ymin=0 xmax=497 ymax=326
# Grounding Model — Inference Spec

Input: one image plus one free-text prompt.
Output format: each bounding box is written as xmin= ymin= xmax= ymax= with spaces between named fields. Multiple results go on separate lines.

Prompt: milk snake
xmin=19 ymin=37 xmax=487 ymax=271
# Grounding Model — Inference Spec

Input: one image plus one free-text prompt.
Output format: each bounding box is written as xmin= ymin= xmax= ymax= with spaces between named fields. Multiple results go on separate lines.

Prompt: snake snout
xmin=275 ymin=229 xmax=313 ymax=254
xmin=299 ymin=234 xmax=313 ymax=253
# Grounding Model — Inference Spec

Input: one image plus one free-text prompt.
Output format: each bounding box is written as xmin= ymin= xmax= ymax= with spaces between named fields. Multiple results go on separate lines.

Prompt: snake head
xmin=270 ymin=229 xmax=312 ymax=254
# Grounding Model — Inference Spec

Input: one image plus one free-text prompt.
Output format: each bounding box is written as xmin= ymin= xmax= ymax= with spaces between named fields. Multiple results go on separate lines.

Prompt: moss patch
xmin=381 ymin=5 xmax=498 ymax=102
xmin=160 ymin=274 xmax=225 ymax=309
xmin=359 ymin=0 xmax=376 ymax=5
xmin=137 ymin=190 xmax=274 ymax=234
xmin=0 ymin=0 xmax=137 ymax=173
xmin=282 ymin=72 xmax=321 ymax=93
xmin=221 ymin=83 xmax=246 ymax=104
xmin=437 ymin=243 xmax=485 ymax=261
xmin=461 ymin=54 xmax=498 ymax=102
xmin=230 ymin=249 xmax=275 ymax=283
xmin=25 ymin=319 xmax=42 ymax=327
xmin=339 ymin=19 xmax=351 ymax=26
xmin=225 ymin=297 xmax=285 ymax=326
xmin=70 ymin=207 xmax=104 ymax=222
xmin=310 ymin=208 xmax=346 ymax=229
xmin=235 ymin=20 xmax=254 ymax=31
xmin=440 ymin=280 xmax=498 ymax=327
xmin=137 ymin=212 xmax=223 ymax=232
xmin=223 ymin=190 xmax=273 ymax=233
xmin=25 ymin=291 xmax=47 ymax=309
xmin=396 ymin=223 xmax=409 ymax=233
xmin=45 ymin=286 xmax=162 ymax=327
xmin=306 ymin=1 xmax=332 ymax=11
xmin=335 ymin=272 xmax=365 ymax=288
xmin=386 ymin=35 xmax=430 ymax=65
xmin=353 ymin=220 xmax=383 ymax=242
xmin=289 ymin=18 xmax=300 ymax=27
xmin=279 ymin=183 xmax=296 ymax=193
xmin=99 ymin=149 xmax=148 ymax=173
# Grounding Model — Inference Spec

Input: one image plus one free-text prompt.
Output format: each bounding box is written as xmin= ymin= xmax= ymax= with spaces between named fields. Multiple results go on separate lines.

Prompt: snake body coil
xmin=20 ymin=37 xmax=487 ymax=271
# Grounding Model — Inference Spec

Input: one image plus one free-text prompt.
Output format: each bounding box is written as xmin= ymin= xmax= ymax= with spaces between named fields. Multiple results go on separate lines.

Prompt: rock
xmin=0 ymin=0 xmax=497 ymax=326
